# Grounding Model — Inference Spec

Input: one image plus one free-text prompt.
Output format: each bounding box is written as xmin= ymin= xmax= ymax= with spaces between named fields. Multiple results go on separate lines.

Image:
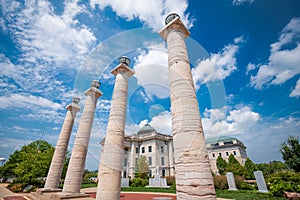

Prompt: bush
xmin=267 ymin=171 xmax=300 ymax=197
xmin=213 ymin=175 xmax=228 ymax=190
xmin=130 ymin=177 xmax=148 ymax=187
xmin=165 ymin=176 xmax=175 ymax=186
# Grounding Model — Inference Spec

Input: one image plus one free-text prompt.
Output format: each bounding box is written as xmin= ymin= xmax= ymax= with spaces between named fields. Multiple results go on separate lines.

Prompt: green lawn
xmin=80 ymin=184 xmax=286 ymax=200
xmin=216 ymin=190 xmax=286 ymax=200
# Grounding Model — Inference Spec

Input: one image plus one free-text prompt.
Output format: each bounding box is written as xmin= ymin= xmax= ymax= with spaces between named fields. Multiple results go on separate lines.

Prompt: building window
xmin=124 ymin=158 xmax=127 ymax=167
xmin=136 ymin=147 xmax=139 ymax=153
xmin=162 ymin=169 xmax=166 ymax=177
xmin=219 ymin=153 xmax=222 ymax=157
xmin=149 ymin=170 xmax=152 ymax=177
xmin=211 ymin=143 xmax=219 ymax=147
xmin=148 ymin=157 xmax=152 ymax=166
xmin=123 ymin=171 xmax=126 ymax=178
xmin=135 ymin=158 xmax=138 ymax=164
xmin=212 ymin=153 xmax=215 ymax=158
xmin=142 ymin=147 xmax=145 ymax=153
xmin=233 ymin=151 xmax=236 ymax=156
xmin=226 ymin=152 xmax=229 ymax=156
xmin=161 ymin=146 xmax=164 ymax=153
xmin=148 ymin=146 xmax=152 ymax=153
xmin=224 ymin=141 xmax=234 ymax=145
xmin=161 ymin=157 xmax=165 ymax=165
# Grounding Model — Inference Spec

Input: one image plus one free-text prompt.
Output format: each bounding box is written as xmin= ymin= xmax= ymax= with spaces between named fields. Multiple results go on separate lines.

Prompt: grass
xmin=121 ymin=187 xmax=176 ymax=193
xmin=80 ymin=184 xmax=286 ymax=200
xmin=216 ymin=190 xmax=286 ymax=200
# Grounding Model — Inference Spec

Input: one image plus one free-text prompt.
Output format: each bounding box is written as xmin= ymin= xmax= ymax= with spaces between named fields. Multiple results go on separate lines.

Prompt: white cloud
xmin=0 ymin=93 xmax=62 ymax=110
xmin=290 ymin=78 xmax=300 ymax=98
xmin=90 ymin=0 xmax=192 ymax=29
xmin=232 ymin=0 xmax=255 ymax=6
xmin=202 ymin=105 xmax=260 ymax=137
xmin=149 ymin=111 xmax=172 ymax=134
xmin=133 ymin=44 xmax=169 ymax=98
xmin=192 ymin=36 xmax=242 ymax=90
xmin=250 ymin=18 xmax=300 ymax=96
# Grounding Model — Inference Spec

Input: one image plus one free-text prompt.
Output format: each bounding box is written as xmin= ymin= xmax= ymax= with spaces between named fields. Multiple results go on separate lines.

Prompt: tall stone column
xmin=96 ymin=56 xmax=134 ymax=200
xmin=44 ymin=97 xmax=80 ymax=189
xmin=63 ymin=80 xmax=102 ymax=193
xmin=168 ymin=140 xmax=174 ymax=176
xmin=159 ymin=14 xmax=216 ymax=199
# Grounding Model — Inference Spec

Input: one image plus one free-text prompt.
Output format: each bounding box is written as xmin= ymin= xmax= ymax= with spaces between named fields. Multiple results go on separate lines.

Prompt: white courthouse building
xmin=100 ymin=124 xmax=247 ymax=178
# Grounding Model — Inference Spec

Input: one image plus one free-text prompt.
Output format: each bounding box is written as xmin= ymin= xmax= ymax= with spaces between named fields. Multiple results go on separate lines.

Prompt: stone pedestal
xmin=63 ymin=81 xmax=102 ymax=194
xmin=254 ymin=171 xmax=268 ymax=193
xmin=96 ymin=56 xmax=134 ymax=200
xmin=226 ymin=172 xmax=238 ymax=191
xmin=45 ymin=97 xmax=80 ymax=190
xmin=159 ymin=13 xmax=216 ymax=199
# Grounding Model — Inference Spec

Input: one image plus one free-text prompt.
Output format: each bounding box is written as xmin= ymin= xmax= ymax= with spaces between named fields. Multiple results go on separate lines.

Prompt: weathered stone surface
xmin=96 ymin=60 xmax=134 ymax=200
xmin=159 ymin=14 xmax=216 ymax=200
xmin=45 ymin=99 xmax=80 ymax=189
xmin=63 ymin=82 xmax=102 ymax=193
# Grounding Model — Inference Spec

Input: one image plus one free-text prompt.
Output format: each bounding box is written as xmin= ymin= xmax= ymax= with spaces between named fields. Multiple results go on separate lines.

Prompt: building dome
xmin=137 ymin=124 xmax=156 ymax=135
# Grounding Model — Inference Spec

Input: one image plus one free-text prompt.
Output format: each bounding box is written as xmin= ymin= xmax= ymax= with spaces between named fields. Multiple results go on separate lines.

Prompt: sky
xmin=0 ymin=0 xmax=300 ymax=170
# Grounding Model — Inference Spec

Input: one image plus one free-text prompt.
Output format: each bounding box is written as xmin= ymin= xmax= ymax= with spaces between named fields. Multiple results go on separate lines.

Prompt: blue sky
xmin=0 ymin=0 xmax=299 ymax=170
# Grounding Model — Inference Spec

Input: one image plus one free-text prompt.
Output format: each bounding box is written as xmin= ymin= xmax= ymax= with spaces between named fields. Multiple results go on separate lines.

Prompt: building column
xmin=62 ymin=80 xmax=102 ymax=193
xmin=159 ymin=14 xmax=216 ymax=199
xmin=129 ymin=142 xmax=135 ymax=178
xmin=168 ymin=140 xmax=174 ymax=177
xmin=44 ymin=97 xmax=80 ymax=189
xmin=96 ymin=56 xmax=134 ymax=200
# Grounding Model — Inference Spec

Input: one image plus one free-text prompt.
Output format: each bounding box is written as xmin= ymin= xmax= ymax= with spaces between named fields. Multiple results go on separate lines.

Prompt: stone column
xmin=159 ymin=14 xmax=216 ymax=199
xmin=96 ymin=56 xmax=134 ymax=200
xmin=44 ymin=97 xmax=80 ymax=189
xmin=63 ymin=80 xmax=102 ymax=193
xmin=168 ymin=140 xmax=174 ymax=176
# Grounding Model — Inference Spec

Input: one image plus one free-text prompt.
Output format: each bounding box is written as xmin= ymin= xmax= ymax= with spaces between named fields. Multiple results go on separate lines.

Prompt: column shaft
xmin=96 ymin=65 xmax=133 ymax=200
xmin=63 ymin=87 xmax=102 ymax=193
xmin=160 ymin=16 xmax=216 ymax=200
xmin=45 ymin=105 xmax=79 ymax=189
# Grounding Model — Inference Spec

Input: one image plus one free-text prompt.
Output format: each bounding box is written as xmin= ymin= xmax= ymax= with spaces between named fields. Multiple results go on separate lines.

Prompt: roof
xmin=137 ymin=124 xmax=156 ymax=135
xmin=205 ymin=136 xmax=236 ymax=144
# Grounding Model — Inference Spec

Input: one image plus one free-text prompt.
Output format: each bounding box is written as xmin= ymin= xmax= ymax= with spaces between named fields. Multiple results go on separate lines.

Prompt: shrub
xmin=165 ymin=176 xmax=175 ymax=186
xmin=213 ymin=175 xmax=228 ymax=190
xmin=130 ymin=177 xmax=148 ymax=187
xmin=267 ymin=171 xmax=300 ymax=197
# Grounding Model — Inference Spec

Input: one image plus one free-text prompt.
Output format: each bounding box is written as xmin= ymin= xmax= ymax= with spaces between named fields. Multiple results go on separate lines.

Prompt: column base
xmin=28 ymin=190 xmax=94 ymax=200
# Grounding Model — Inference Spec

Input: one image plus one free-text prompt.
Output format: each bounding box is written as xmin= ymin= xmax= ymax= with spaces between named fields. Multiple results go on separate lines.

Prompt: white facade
xmin=100 ymin=124 xmax=247 ymax=178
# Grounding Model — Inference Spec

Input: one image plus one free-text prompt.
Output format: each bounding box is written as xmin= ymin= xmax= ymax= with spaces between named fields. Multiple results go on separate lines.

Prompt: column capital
xmin=84 ymin=80 xmax=103 ymax=98
xmin=111 ymin=63 xmax=135 ymax=77
xmin=84 ymin=87 xmax=103 ymax=98
xmin=159 ymin=14 xmax=190 ymax=41
xmin=66 ymin=97 xmax=81 ymax=111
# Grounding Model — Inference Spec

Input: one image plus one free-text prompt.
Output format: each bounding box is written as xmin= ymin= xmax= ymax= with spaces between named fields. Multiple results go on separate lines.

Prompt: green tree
xmin=280 ymin=135 xmax=300 ymax=172
xmin=244 ymin=158 xmax=258 ymax=179
xmin=0 ymin=140 xmax=54 ymax=183
xmin=257 ymin=161 xmax=288 ymax=176
xmin=226 ymin=154 xmax=246 ymax=176
xmin=135 ymin=156 xmax=149 ymax=179
xmin=216 ymin=156 xmax=227 ymax=175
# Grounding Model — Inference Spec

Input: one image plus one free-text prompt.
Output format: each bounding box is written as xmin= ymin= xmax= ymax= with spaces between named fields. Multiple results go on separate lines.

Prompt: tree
xmin=226 ymin=154 xmax=246 ymax=176
xmin=0 ymin=140 xmax=55 ymax=183
xmin=135 ymin=156 xmax=149 ymax=179
xmin=280 ymin=135 xmax=300 ymax=172
xmin=257 ymin=161 xmax=288 ymax=176
xmin=244 ymin=158 xmax=258 ymax=179
xmin=216 ymin=156 xmax=227 ymax=175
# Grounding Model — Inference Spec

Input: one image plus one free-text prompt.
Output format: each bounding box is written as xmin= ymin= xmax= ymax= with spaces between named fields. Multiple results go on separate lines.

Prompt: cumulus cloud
xmin=192 ymin=36 xmax=243 ymax=90
xmin=250 ymin=18 xmax=300 ymax=97
xmin=90 ymin=0 xmax=192 ymax=29
xmin=202 ymin=105 xmax=260 ymax=137
xmin=133 ymin=44 xmax=169 ymax=98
